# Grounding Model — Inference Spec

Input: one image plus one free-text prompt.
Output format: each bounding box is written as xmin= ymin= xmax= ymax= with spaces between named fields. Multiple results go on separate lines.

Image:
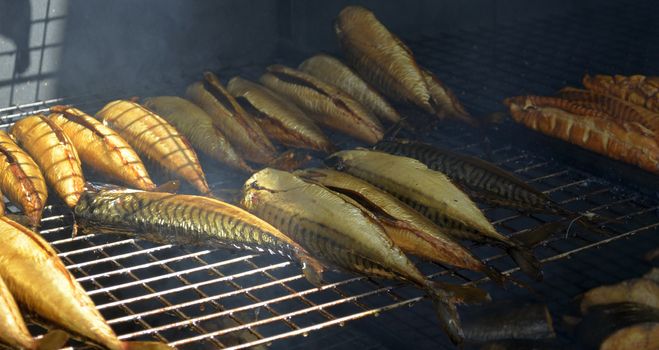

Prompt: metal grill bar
xmin=1 ymin=1 xmax=658 ymax=349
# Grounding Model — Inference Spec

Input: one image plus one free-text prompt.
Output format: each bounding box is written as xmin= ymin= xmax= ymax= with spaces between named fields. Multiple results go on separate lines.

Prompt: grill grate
xmin=2 ymin=1 xmax=659 ymax=349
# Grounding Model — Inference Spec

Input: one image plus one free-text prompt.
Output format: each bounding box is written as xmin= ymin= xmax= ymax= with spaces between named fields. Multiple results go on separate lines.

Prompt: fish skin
xmin=0 ymin=216 xmax=173 ymax=350
xmin=326 ymin=149 xmax=542 ymax=280
xmin=298 ymin=54 xmax=401 ymax=124
xmin=227 ymin=77 xmax=334 ymax=153
xmin=142 ymin=96 xmax=253 ymax=173
xmin=49 ymin=105 xmax=157 ymax=191
xmin=0 ymin=273 xmax=36 ymax=350
xmin=242 ymin=168 xmax=490 ymax=345
xmin=95 ymin=100 xmax=210 ymax=194
xmin=10 ymin=115 xmax=84 ymax=208
xmin=295 ymin=168 xmax=491 ymax=274
xmin=581 ymin=279 xmax=659 ymax=313
xmin=185 ymin=72 xmax=277 ymax=164
xmin=373 ymin=140 xmax=557 ymax=214
xmin=335 ymin=6 xmax=434 ymax=114
xmin=0 ymin=130 xmax=47 ymax=226
xmin=73 ymin=186 xmax=324 ymax=286
xmin=259 ymin=64 xmax=384 ymax=144
xmin=577 ymin=302 xmax=659 ymax=350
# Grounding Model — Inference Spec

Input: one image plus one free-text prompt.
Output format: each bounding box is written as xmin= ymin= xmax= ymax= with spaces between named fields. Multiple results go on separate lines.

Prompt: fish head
xmin=242 ymin=168 xmax=308 ymax=208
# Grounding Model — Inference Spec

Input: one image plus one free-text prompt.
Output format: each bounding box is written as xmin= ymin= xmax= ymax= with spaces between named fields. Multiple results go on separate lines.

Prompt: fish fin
xmin=155 ymin=180 xmax=180 ymax=193
xmin=429 ymin=281 xmax=491 ymax=305
xmin=507 ymin=246 xmax=543 ymax=281
xmin=301 ymin=258 xmax=325 ymax=287
xmin=513 ymin=221 xmax=565 ymax=248
xmin=36 ymin=329 xmax=69 ymax=350
xmin=122 ymin=341 xmax=174 ymax=350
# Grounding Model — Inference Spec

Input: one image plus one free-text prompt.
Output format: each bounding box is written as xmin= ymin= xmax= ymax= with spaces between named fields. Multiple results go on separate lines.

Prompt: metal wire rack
xmin=1 ymin=1 xmax=658 ymax=349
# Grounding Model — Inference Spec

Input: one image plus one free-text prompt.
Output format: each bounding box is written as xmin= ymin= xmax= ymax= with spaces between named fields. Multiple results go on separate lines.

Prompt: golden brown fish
xmin=95 ymin=100 xmax=210 ymax=194
xmin=295 ymin=168 xmax=500 ymax=279
xmin=0 ymin=215 xmax=172 ymax=350
xmin=580 ymin=278 xmax=659 ymax=313
xmin=11 ymin=115 xmax=84 ymax=208
xmin=260 ymin=64 xmax=384 ymax=144
xmin=185 ymin=72 xmax=277 ymax=164
xmin=0 ymin=130 xmax=47 ymax=226
xmin=242 ymin=168 xmax=490 ymax=345
xmin=227 ymin=76 xmax=334 ymax=153
xmin=582 ymin=74 xmax=659 ymax=113
xmin=49 ymin=105 xmax=157 ymax=191
xmin=335 ymin=6 xmax=433 ymax=114
xmin=326 ymin=149 xmax=542 ymax=280
xmin=298 ymin=54 xmax=401 ymax=124
xmin=142 ymin=96 xmax=253 ymax=173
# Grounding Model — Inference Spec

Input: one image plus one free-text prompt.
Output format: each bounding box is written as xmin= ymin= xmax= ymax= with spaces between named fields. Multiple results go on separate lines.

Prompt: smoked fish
xmin=0 ymin=215 xmax=172 ymax=350
xmin=334 ymin=6 xmax=433 ymax=113
xmin=142 ymin=96 xmax=253 ymax=173
xmin=49 ymin=105 xmax=156 ymax=191
xmin=0 ymin=130 xmax=47 ymax=226
xmin=95 ymin=100 xmax=210 ymax=194
xmin=326 ymin=149 xmax=542 ymax=280
xmin=581 ymin=278 xmax=659 ymax=313
xmin=185 ymin=72 xmax=277 ymax=164
xmin=10 ymin=115 xmax=84 ymax=208
xmin=295 ymin=168 xmax=499 ymax=278
xmin=577 ymin=303 xmax=659 ymax=350
xmin=582 ymin=74 xmax=659 ymax=113
xmin=259 ymin=64 xmax=384 ymax=144
xmin=73 ymin=185 xmax=324 ymax=286
xmin=226 ymin=77 xmax=334 ymax=153
xmin=298 ymin=54 xmax=401 ymax=123
xmin=242 ymin=168 xmax=490 ymax=345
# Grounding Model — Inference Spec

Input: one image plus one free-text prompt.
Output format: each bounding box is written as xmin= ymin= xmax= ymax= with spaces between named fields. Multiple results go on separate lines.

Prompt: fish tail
xmin=300 ymin=254 xmax=325 ymax=287
xmin=513 ymin=221 xmax=565 ymax=248
xmin=121 ymin=341 xmax=174 ymax=350
xmin=35 ymin=330 xmax=69 ymax=350
xmin=507 ymin=245 xmax=543 ymax=281
xmin=424 ymin=281 xmax=489 ymax=345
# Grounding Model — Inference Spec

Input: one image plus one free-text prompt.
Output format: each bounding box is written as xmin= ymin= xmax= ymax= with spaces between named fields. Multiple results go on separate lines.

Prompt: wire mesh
xmin=1 ymin=1 xmax=658 ymax=349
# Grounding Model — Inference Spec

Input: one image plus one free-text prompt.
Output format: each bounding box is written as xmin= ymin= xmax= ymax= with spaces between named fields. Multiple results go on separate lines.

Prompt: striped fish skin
xmin=326 ymin=149 xmax=542 ymax=280
xmin=373 ymin=140 xmax=555 ymax=214
xmin=298 ymin=54 xmax=401 ymax=124
xmin=0 ymin=216 xmax=172 ymax=350
xmin=226 ymin=77 xmax=334 ymax=153
xmin=295 ymin=168 xmax=489 ymax=273
xmin=0 ymin=130 xmax=47 ymax=226
xmin=142 ymin=96 xmax=253 ymax=173
xmin=241 ymin=168 xmax=490 ymax=344
xmin=74 ymin=186 xmax=324 ymax=285
xmin=185 ymin=72 xmax=277 ymax=164
xmin=335 ymin=6 xmax=434 ymax=114
xmin=0 ymin=273 xmax=36 ymax=350
xmin=95 ymin=100 xmax=210 ymax=194
xmin=259 ymin=64 xmax=384 ymax=144
xmin=50 ymin=105 xmax=157 ymax=191
xmin=10 ymin=115 xmax=84 ymax=208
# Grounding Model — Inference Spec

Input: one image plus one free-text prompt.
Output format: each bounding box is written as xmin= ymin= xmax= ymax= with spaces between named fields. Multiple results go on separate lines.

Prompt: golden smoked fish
xmin=242 ymin=168 xmax=490 ymax=345
xmin=335 ymin=6 xmax=432 ymax=113
xmin=0 ymin=216 xmax=172 ymax=350
xmin=96 ymin=100 xmax=210 ymax=194
xmin=295 ymin=168 xmax=501 ymax=280
xmin=49 ymin=105 xmax=156 ymax=191
xmin=185 ymin=72 xmax=277 ymax=164
xmin=326 ymin=149 xmax=542 ymax=280
xmin=0 ymin=130 xmax=47 ymax=226
xmin=227 ymin=76 xmax=334 ymax=153
xmin=260 ymin=64 xmax=384 ymax=144
xmin=73 ymin=185 xmax=324 ymax=285
xmin=298 ymin=54 xmax=401 ymax=123
xmin=143 ymin=96 xmax=253 ymax=173
xmin=11 ymin=115 xmax=84 ymax=208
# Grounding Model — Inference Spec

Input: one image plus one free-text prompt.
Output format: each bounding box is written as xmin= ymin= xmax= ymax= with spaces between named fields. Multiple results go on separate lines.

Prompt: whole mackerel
xmin=73 ymin=185 xmax=324 ymax=285
xmin=241 ymin=168 xmax=490 ymax=345
xmin=373 ymin=140 xmax=559 ymax=214
xmin=294 ymin=168 xmax=502 ymax=281
xmin=326 ymin=149 xmax=542 ymax=280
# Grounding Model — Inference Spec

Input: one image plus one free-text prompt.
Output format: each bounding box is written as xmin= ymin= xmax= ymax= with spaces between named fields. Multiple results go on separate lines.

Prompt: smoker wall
xmin=0 ymin=0 xmax=600 ymax=107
